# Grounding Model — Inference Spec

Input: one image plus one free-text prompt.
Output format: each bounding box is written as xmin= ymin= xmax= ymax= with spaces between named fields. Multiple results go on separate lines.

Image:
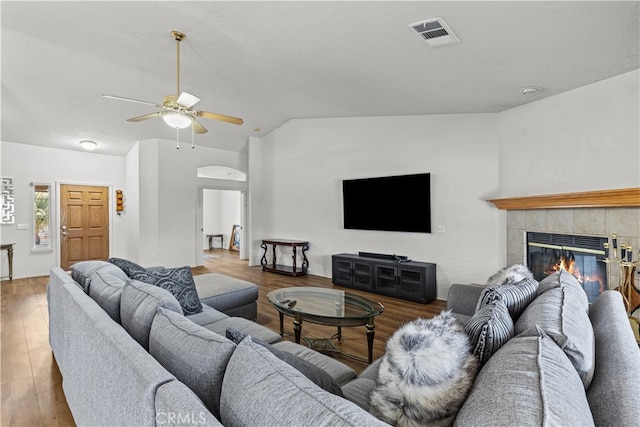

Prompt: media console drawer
xmin=331 ymin=253 xmax=436 ymax=303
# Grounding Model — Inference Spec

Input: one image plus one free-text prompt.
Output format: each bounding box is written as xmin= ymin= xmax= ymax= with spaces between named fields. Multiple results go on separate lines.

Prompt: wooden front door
xmin=60 ymin=184 xmax=110 ymax=270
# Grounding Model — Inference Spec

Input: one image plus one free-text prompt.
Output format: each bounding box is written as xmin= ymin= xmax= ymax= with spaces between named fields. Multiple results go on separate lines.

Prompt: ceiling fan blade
xmin=177 ymin=92 xmax=201 ymax=108
xmin=126 ymin=112 xmax=161 ymax=122
xmin=102 ymin=94 xmax=161 ymax=107
xmin=196 ymin=110 xmax=244 ymax=126
xmin=193 ymin=119 xmax=208 ymax=134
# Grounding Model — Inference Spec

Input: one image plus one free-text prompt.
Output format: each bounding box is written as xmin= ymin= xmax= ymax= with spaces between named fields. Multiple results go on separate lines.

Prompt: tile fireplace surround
xmin=488 ymin=188 xmax=640 ymax=287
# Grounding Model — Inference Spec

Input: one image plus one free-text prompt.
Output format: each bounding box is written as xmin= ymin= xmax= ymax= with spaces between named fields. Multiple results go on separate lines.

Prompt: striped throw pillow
xmin=465 ymin=300 xmax=514 ymax=365
xmin=476 ymin=277 xmax=539 ymax=321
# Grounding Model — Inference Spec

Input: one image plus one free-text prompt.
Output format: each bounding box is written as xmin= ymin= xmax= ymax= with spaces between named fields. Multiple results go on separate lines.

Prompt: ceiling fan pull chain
xmin=191 ymin=123 xmax=195 ymax=149
xmin=176 ymin=127 xmax=180 ymax=149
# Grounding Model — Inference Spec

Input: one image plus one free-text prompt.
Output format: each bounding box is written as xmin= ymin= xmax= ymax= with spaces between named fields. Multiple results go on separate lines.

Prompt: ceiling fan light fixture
xmin=161 ymin=111 xmax=193 ymax=129
xmin=79 ymin=140 xmax=97 ymax=150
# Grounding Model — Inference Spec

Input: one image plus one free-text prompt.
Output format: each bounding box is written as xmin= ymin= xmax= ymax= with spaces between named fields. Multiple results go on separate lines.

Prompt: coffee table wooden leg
xmin=366 ymin=320 xmax=375 ymax=364
xmin=337 ymin=326 xmax=342 ymax=341
xmin=294 ymin=317 xmax=302 ymax=343
xmin=278 ymin=312 xmax=284 ymax=336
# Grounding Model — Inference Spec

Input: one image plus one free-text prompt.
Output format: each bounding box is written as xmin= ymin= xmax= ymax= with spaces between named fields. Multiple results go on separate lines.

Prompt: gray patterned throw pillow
xmin=130 ymin=266 xmax=203 ymax=315
xmin=107 ymin=257 xmax=147 ymax=277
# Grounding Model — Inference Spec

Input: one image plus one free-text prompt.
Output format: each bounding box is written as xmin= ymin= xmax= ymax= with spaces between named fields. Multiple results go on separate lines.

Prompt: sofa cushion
xmin=131 ymin=266 xmax=203 ymax=316
xmin=464 ymin=299 xmax=514 ymax=366
xmin=454 ymin=329 xmax=595 ymax=427
xmin=219 ymin=336 xmax=389 ymax=427
xmin=370 ymin=311 xmax=479 ymax=426
xmin=70 ymin=260 xmax=128 ymax=293
xmin=120 ymin=279 xmax=183 ymax=350
xmin=155 ymin=381 xmax=224 ymax=427
xmin=226 ymin=328 xmax=343 ymax=396
xmin=537 ymin=270 xmax=589 ymax=312
xmin=186 ymin=304 xmax=229 ymax=329
xmin=150 ymin=307 xmax=236 ymax=419
xmin=87 ymin=270 xmax=126 ymax=322
xmin=476 ymin=274 xmax=539 ymax=321
xmin=272 ymin=340 xmax=358 ymax=386
xmin=515 ymin=278 xmax=595 ymax=389
xmin=107 ymin=257 xmax=147 ymax=277
xmin=194 ymin=273 xmax=258 ymax=313
xmin=201 ymin=316 xmax=282 ymax=344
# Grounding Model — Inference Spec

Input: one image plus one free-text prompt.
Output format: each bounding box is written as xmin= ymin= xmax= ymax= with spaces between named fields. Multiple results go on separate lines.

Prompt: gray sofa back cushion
xmin=70 ymin=260 xmax=128 ymax=293
xmin=220 ymin=337 xmax=390 ymax=427
xmin=120 ymin=280 xmax=183 ymax=350
xmin=155 ymin=381 xmax=223 ymax=427
xmin=454 ymin=330 xmax=595 ymax=427
xmin=149 ymin=307 xmax=236 ymax=419
xmin=515 ymin=273 xmax=595 ymax=388
xmin=87 ymin=270 xmax=127 ymax=322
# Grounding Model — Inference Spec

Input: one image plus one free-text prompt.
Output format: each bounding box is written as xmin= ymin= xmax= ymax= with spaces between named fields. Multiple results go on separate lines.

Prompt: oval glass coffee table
xmin=267 ymin=287 xmax=384 ymax=363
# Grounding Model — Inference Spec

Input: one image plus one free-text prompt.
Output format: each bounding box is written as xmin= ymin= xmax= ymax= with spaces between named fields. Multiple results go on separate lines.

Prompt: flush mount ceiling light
xmin=520 ymin=87 xmax=542 ymax=95
xmin=79 ymin=140 xmax=97 ymax=150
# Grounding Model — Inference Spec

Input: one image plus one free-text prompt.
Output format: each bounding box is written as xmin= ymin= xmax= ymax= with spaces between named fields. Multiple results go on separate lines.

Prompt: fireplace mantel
xmin=487 ymin=187 xmax=640 ymax=210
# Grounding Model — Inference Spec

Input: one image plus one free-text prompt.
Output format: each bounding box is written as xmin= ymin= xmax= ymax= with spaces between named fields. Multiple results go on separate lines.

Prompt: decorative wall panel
xmin=1 ymin=177 xmax=15 ymax=224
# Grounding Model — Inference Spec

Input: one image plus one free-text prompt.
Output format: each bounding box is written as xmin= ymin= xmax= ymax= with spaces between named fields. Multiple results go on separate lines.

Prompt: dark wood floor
xmin=1 ymin=249 xmax=446 ymax=426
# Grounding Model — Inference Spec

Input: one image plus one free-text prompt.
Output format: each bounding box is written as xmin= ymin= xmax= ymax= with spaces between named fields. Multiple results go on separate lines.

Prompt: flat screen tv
xmin=342 ymin=173 xmax=431 ymax=233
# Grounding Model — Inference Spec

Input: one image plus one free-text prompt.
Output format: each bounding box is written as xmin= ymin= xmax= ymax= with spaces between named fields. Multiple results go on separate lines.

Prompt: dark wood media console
xmin=331 ymin=253 xmax=436 ymax=303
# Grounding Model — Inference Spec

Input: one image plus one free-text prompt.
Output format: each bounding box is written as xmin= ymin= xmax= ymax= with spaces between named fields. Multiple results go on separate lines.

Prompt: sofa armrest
xmin=446 ymin=283 xmax=484 ymax=317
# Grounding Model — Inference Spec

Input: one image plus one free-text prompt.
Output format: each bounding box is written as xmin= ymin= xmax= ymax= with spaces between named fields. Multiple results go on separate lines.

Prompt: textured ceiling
xmin=2 ymin=1 xmax=639 ymax=156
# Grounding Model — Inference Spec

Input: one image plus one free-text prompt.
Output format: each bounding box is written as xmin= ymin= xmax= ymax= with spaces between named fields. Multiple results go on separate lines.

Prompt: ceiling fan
xmin=102 ymin=30 xmax=243 ymax=145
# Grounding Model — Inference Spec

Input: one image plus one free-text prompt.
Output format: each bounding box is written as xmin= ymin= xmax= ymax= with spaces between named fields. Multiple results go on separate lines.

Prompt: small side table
xmin=261 ymin=239 xmax=309 ymax=276
xmin=1 ymin=243 xmax=15 ymax=280
xmin=206 ymin=234 xmax=224 ymax=249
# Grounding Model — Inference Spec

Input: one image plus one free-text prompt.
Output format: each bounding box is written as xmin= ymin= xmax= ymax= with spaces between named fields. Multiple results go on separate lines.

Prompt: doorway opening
xmin=197 ymin=188 xmax=247 ymax=265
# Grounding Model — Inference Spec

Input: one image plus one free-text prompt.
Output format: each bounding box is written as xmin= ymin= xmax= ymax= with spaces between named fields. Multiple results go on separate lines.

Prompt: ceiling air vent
xmin=408 ymin=17 xmax=460 ymax=47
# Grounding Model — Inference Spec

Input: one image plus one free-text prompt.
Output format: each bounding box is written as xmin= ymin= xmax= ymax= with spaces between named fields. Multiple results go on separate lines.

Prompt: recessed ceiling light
xmin=520 ymin=87 xmax=541 ymax=95
xmin=79 ymin=140 xmax=97 ymax=150
xmin=253 ymin=127 xmax=261 ymax=132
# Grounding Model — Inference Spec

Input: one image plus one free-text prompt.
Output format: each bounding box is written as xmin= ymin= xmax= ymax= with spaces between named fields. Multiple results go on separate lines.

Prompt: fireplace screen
xmin=527 ymin=232 xmax=608 ymax=303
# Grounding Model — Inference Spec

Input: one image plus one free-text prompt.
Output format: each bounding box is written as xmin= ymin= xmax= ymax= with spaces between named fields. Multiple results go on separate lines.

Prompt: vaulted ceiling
xmin=2 ymin=1 xmax=638 ymax=156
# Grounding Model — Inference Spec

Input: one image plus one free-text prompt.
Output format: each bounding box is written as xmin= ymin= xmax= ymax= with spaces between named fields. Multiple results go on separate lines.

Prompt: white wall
xmin=203 ymin=189 xmax=241 ymax=249
xmin=0 ymin=141 xmax=126 ymax=278
xmin=252 ymin=114 xmax=502 ymax=299
xmin=132 ymin=139 xmax=248 ymax=267
xmin=499 ymin=70 xmax=640 ymax=196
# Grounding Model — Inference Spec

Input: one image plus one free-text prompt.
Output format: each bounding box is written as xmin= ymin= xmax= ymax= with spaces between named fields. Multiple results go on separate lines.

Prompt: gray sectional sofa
xmin=343 ymin=269 xmax=640 ymax=426
xmin=48 ymin=262 xmax=388 ymax=426
xmin=48 ymin=260 xmax=640 ymax=426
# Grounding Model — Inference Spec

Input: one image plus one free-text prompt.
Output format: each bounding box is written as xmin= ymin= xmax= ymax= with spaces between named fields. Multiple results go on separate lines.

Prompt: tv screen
xmin=342 ymin=173 xmax=431 ymax=233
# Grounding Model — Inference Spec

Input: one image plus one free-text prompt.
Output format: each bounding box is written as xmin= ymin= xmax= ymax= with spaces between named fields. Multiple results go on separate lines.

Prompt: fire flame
xmin=545 ymin=252 xmax=605 ymax=293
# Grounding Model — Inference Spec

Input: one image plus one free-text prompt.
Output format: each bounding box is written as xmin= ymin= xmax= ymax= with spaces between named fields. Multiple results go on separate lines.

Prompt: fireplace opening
xmin=527 ymin=232 xmax=608 ymax=303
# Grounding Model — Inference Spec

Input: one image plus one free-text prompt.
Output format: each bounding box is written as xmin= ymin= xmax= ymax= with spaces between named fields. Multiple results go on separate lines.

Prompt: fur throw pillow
xmin=485 ymin=264 xmax=533 ymax=287
xmin=370 ymin=311 xmax=479 ymax=427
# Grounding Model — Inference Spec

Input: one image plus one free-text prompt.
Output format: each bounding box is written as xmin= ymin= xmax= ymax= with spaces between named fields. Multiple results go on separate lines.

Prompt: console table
xmin=205 ymin=234 xmax=224 ymax=249
xmin=261 ymin=239 xmax=309 ymax=276
xmin=1 ymin=243 xmax=15 ymax=280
